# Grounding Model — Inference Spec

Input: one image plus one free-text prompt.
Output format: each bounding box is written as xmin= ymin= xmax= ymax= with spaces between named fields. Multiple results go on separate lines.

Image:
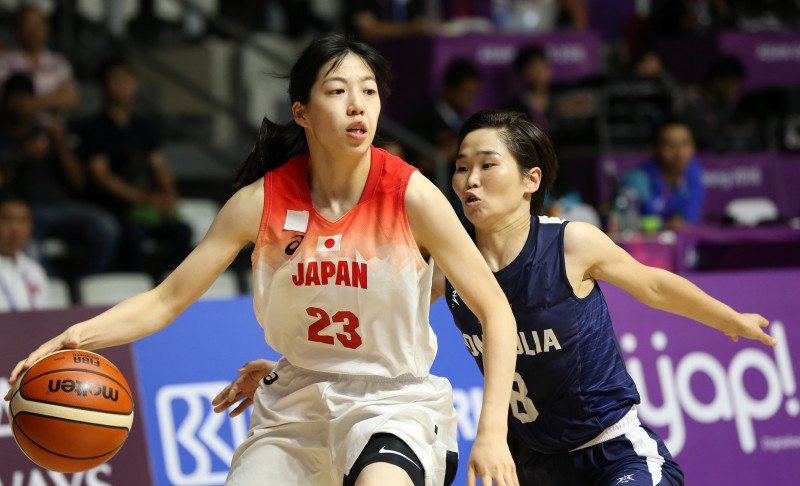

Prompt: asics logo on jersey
xmin=284 ymin=235 xmax=304 ymax=256
xmin=451 ymin=289 xmax=459 ymax=306
xmin=615 ymin=474 xmax=635 ymax=484
xmin=378 ymin=446 xmax=421 ymax=470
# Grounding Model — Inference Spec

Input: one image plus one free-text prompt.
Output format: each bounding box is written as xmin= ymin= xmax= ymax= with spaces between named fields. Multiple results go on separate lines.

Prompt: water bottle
xmin=619 ymin=187 xmax=641 ymax=237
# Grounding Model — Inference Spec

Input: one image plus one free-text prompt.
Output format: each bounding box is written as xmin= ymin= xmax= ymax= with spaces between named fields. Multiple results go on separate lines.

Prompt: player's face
xmin=453 ymin=128 xmax=537 ymax=227
xmin=294 ymin=53 xmax=380 ymax=157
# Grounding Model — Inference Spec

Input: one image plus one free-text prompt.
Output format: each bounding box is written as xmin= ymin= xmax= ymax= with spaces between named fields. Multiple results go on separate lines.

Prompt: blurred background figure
xmin=80 ymin=57 xmax=191 ymax=276
xmin=0 ymin=4 xmax=79 ymax=123
xmin=409 ymin=58 xmax=482 ymax=228
xmin=630 ymin=49 xmax=667 ymax=79
xmin=0 ymin=73 xmax=119 ymax=278
xmin=505 ymin=45 xmax=552 ymax=133
xmin=679 ymin=54 xmax=762 ymax=151
xmin=343 ymin=0 xmax=435 ymax=43
xmin=0 ymin=191 xmax=50 ymax=312
xmin=409 ymin=58 xmax=482 ymax=180
xmin=622 ymin=119 xmax=705 ymax=231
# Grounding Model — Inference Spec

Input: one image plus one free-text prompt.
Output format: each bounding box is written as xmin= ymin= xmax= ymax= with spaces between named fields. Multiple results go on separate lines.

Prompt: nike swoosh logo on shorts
xmin=378 ymin=446 xmax=421 ymax=470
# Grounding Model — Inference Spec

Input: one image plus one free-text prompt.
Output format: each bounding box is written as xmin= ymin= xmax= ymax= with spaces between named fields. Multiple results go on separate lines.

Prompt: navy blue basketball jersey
xmin=445 ymin=216 xmax=640 ymax=453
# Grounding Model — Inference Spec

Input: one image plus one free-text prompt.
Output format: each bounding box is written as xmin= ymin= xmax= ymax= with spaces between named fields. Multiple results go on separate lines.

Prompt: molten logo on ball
xmin=48 ymin=379 xmax=120 ymax=401
xmin=8 ymin=350 xmax=134 ymax=473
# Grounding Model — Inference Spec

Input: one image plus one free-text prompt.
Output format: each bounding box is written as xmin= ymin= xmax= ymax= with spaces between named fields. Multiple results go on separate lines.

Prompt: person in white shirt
xmin=0 ymin=193 xmax=49 ymax=312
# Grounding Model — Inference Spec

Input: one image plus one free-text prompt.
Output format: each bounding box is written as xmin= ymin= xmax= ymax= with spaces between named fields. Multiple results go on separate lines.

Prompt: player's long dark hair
xmin=234 ymin=33 xmax=392 ymax=188
xmin=457 ymin=110 xmax=558 ymax=216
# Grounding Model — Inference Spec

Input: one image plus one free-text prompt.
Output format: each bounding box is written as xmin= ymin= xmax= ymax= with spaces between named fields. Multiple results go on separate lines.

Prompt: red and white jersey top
xmin=251 ymin=147 xmax=437 ymax=378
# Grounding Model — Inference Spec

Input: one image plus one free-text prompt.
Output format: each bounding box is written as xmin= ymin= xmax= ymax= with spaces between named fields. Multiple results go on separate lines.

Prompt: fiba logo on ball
xmin=7 ymin=350 xmax=134 ymax=473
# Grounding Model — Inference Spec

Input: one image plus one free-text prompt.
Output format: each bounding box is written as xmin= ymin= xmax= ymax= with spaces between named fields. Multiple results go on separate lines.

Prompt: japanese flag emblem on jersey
xmin=316 ymin=235 xmax=342 ymax=252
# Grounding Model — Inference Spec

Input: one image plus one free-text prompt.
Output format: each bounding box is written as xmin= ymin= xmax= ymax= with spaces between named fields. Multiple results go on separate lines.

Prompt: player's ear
xmin=293 ymin=101 xmax=310 ymax=128
xmin=525 ymin=167 xmax=541 ymax=194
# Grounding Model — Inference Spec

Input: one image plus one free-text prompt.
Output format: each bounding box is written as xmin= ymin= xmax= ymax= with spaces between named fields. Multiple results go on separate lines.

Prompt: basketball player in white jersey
xmin=5 ymin=35 xmax=521 ymax=486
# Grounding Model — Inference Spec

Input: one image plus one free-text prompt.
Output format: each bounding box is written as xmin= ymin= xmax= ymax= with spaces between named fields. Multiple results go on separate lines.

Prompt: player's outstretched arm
xmin=406 ymin=172 xmax=520 ymax=486
xmin=212 ymin=359 xmax=276 ymax=417
xmin=5 ymin=180 xmax=265 ymax=395
xmin=564 ymin=221 xmax=777 ymax=347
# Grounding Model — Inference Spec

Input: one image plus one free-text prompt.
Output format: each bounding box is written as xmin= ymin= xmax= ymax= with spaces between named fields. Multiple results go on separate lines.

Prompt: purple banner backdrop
xmin=601 ymin=268 xmax=800 ymax=485
xmin=718 ymin=30 xmax=800 ymax=92
xmin=0 ymin=308 xmax=154 ymax=486
xmin=658 ymin=30 xmax=800 ymax=90
xmin=377 ymin=32 xmax=600 ymax=122
xmin=777 ymin=154 xmax=800 ymax=217
xmin=595 ymin=152 xmax=796 ymax=221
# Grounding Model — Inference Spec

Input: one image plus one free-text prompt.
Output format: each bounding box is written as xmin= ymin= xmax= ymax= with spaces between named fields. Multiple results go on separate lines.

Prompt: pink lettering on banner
xmin=621 ymin=322 xmax=797 ymax=455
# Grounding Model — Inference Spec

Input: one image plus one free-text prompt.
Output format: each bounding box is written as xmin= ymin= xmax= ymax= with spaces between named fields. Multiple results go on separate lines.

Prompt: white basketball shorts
xmin=225 ymin=359 xmax=459 ymax=486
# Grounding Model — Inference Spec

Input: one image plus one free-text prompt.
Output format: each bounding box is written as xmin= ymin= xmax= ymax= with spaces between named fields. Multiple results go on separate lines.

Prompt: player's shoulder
xmin=563 ymin=220 xmax=612 ymax=256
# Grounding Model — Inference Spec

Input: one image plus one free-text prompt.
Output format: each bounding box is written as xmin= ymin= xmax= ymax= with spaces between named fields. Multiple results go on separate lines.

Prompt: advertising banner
xmin=0 ymin=308 xmax=153 ymax=486
xmin=602 ymin=269 xmax=799 ymax=485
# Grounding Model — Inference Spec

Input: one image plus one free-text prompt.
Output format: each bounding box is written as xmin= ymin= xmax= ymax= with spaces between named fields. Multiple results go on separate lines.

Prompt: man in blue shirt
xmin=623 ymin=119 xmax=704 ymax=230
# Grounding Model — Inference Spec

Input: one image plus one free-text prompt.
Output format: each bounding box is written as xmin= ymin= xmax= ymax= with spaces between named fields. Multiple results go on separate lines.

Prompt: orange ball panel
xmin=14 ymin=413 xmax=129 ymax=458
xmin=13 ymin=418 xmax=123 ymax=473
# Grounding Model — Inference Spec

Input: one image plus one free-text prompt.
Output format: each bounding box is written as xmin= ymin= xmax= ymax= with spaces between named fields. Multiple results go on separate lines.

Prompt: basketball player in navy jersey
xmin=435 ymin=110 xmax=776 ymax=485
xmin=6 ymin=37 xmax=522 ymax=486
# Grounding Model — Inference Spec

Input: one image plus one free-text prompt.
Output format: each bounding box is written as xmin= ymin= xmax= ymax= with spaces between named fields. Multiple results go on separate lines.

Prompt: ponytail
xmin=233 ymin=117 xmax=308 ymax=188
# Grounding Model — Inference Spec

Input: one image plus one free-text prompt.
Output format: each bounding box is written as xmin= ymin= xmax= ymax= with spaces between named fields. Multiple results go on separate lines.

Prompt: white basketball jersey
xmin=251 ymin=147 xmax=437 ymax=378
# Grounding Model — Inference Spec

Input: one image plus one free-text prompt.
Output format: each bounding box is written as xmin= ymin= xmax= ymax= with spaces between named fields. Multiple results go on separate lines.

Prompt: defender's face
xmin=453 ymin=128 xmax=535 ymax=226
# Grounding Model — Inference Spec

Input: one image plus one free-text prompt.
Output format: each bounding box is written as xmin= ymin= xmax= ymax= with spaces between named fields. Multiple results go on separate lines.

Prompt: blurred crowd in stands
xmin=1 ymin=0 xmax=799 ymax=311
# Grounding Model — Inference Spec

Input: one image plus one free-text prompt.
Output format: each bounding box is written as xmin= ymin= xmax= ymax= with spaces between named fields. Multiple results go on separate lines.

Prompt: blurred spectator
xmin=630 ymin=49 xmax=668 ymax=79
xmin=81 ymin=57 xmax=191 ymax=275
xmin=0 ymin=74 xmax=119 ymax=277
xmin=654 ymin=0 xmax=735 ymax=35
xmin=0 ymin=191 xmax=50 ymax=312
xmin=622 ymin=119 xmax=705 ymax=231
xmin=679 ymin=55 xmax=762 ymax=151
xmin=0 ymin=5 xmax=79 ymax=122
xmin=603 ymin=49 xmax=676 ymax=150
xmin=409 ymin=58 xmax=482 ymax=180
xmin=556 ymin=0 xmax=589 ymax=30
xmin=505 ymin=45 xmax=552 ymax=133
xmin=343 ymin=0 xmax=434 ymax=43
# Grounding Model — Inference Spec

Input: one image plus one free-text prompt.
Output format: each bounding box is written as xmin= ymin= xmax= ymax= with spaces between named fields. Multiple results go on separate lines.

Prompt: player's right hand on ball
xmin=4 ymin=328 xmax=82 ymax=400
xmin=212 ymin=359 xmax=276 ymax=417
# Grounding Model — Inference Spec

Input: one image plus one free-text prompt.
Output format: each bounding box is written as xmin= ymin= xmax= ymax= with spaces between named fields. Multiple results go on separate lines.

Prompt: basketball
xmin=8 ymin=350 xmax=134 ymax=473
